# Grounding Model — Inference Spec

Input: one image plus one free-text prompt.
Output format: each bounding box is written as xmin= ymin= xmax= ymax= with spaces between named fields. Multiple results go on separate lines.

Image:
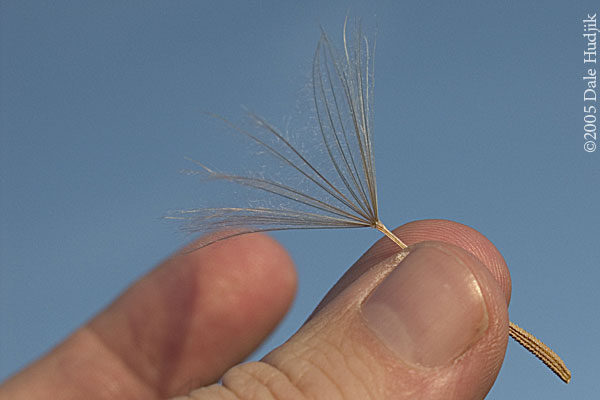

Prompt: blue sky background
xmin=1 ymin=1 xmax=599 ymax=398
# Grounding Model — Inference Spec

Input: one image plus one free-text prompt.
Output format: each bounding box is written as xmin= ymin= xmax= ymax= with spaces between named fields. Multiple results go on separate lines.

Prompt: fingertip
xmin=89 ymin=232 xmax=297 ymax=396
xmin=204 ymin=232 xmax=298 ymax=311
xmin=178 ymin=232 xmax=297 ymax=297
xmin=164 ymin=232 xmax=298 ymax=350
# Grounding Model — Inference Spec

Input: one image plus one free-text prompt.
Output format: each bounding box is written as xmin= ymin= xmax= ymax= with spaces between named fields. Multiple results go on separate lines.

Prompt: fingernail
xmin=361 ymin=245 xmax=488 ymax=367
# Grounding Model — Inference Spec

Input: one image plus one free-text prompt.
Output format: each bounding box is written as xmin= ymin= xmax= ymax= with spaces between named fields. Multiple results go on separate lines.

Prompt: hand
xmin=0 ymin=220 xmax=511 ymax=399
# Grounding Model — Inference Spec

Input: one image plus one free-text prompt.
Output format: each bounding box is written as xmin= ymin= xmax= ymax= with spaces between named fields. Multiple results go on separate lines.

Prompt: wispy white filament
xmin=167 ymin=18 xmax=384 ymax=248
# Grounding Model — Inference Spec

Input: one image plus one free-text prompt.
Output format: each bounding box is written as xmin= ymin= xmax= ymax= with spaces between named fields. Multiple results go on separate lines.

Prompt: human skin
xmin=0 ymin=219 xmax=511 ymax=399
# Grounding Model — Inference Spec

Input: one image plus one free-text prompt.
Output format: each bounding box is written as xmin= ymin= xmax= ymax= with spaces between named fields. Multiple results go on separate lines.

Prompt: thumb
xmin=182 ymin=227 xmax=509 ymax=400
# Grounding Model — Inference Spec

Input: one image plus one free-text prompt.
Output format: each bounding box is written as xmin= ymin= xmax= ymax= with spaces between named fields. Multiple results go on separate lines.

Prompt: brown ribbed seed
xmin=508 ymin=322 xmax=571 ymax=383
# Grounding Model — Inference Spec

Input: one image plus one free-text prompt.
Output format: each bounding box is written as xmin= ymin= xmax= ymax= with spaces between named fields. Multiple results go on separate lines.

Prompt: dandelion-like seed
xmin=167 ymin=18 xmax=571 ymax=383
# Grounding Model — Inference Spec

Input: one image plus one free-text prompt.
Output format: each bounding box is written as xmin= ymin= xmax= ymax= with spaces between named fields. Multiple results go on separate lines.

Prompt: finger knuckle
xmin=179 ymin=334 xmax=380 ymax=400
xmin=219 ymin=337 xmax=376 ymax=400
